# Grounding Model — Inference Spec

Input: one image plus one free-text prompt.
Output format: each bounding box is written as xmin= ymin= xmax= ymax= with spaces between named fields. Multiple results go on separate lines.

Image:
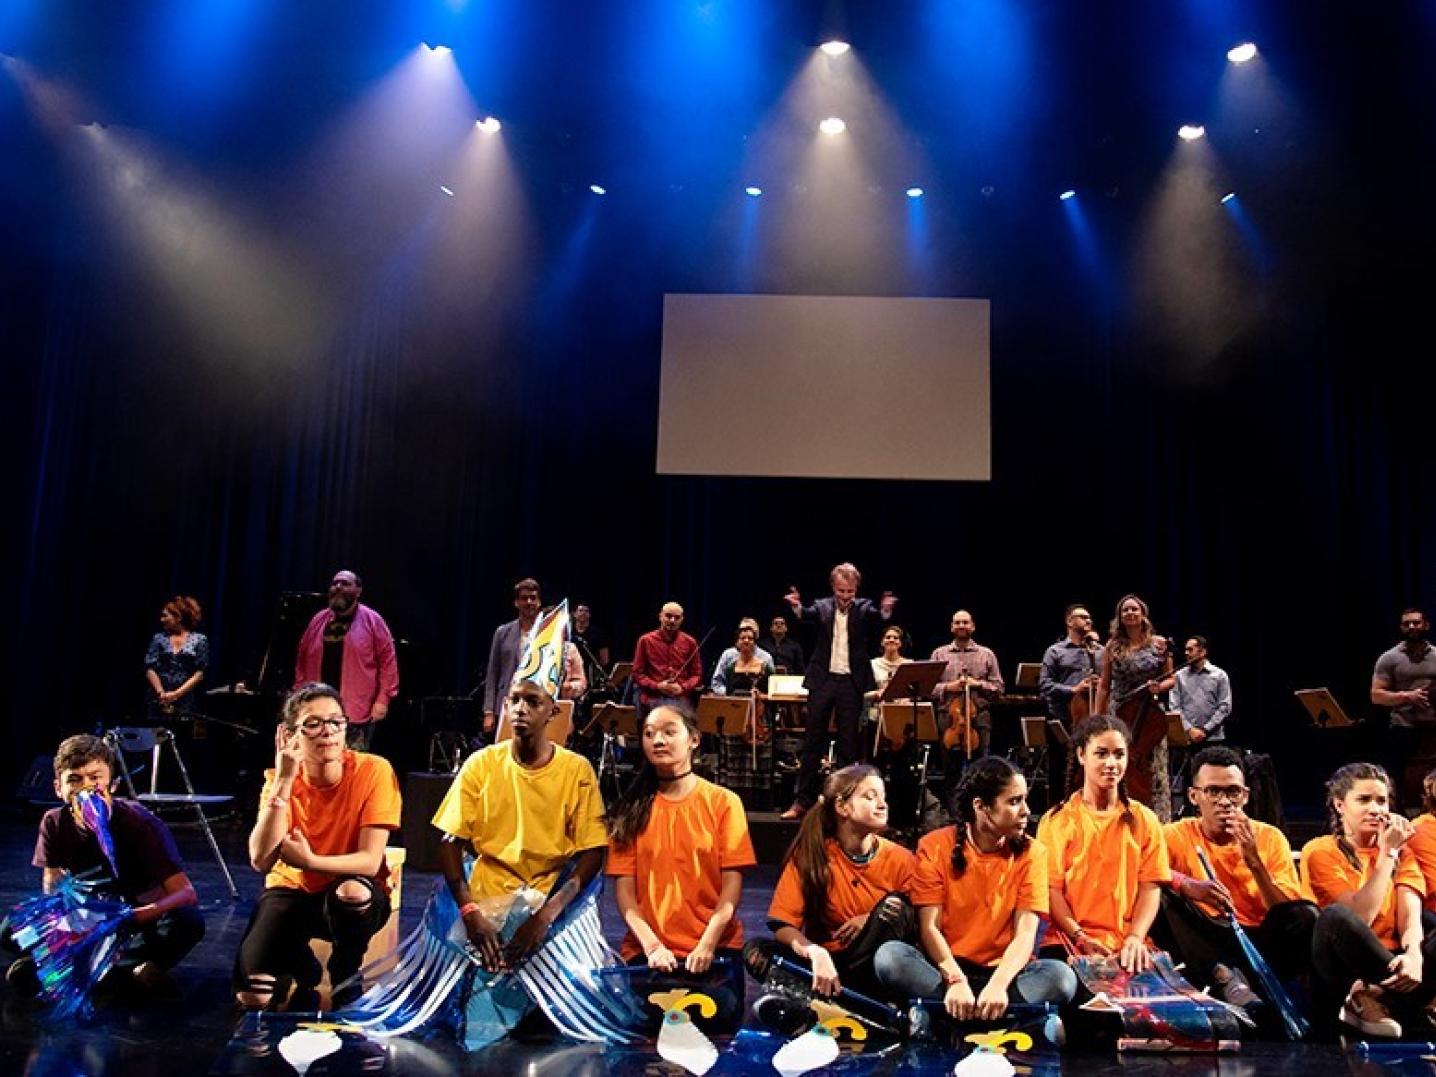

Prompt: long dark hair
xmin=784 ymin=764 xmax=882 ymax=942
xmin=1108 ymin=594 xmax=1153 ymax=659
xmin=606 ymin=704 xmax=699 ymax=849
xmin=1049 ymin=714 xmax=1135 ymax=827
xmin=1326 ymin=762 xmax=1393 ymax=872
xmin=949 ymin=756 xmax=1030 ymax=877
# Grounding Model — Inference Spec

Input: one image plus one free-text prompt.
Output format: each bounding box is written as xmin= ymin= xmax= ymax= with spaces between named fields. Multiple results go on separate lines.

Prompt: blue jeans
xmin=873 ymin=940 xmax=1077 ymax=1006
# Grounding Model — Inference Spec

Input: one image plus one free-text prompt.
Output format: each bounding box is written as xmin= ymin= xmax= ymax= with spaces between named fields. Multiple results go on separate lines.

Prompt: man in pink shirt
xmin=294 ymin=570 xmax=399 ymax=751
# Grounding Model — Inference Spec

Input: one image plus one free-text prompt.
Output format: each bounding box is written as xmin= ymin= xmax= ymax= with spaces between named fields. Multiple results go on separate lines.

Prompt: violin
xmin=942 ymin=678 xmax=981 ymax=757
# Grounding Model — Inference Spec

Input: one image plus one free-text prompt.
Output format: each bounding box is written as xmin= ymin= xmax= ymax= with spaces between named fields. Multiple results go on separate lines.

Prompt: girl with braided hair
xmin=1300 ymin=762 xmax=1436 ymax=1038
xmin=872 ymin=757 xmax=1077 ymax=1015
xmin=746 ymin=764 xmax=915 ymax=998
xmin=1036 ymin=714 xmax=1170 ymax=974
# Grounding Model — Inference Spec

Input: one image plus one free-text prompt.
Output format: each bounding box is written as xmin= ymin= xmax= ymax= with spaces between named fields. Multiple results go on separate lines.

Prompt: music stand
xmin=1295 ymin=688 xmax=1355 ymax=728
xmin=609 ymin=662 xmax=633 ymax=691
xmin=878 ymin=660 xmax=945 ymax=827
xmin=697 ymin=695 xmax=751 ymax=787
xmin=1045 ymin=719 xmax=1072 ymax=747
xmin=588 ymin=703 xmax=638 ymax=798
xmin=1014 ymin=717 xmax=1051 ymax=804
xmin=1014 ymin=663 xmax=1042 ymax=692
xmin=878 ymin=703 xmax=938 ymax=749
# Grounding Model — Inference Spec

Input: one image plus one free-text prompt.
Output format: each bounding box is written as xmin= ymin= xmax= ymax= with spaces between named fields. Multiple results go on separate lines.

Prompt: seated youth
xmin=1301 ymin=762 xmax=1436 ymax=1039
xmin=1154 ymin=745 xmax=1316 ymax=1016
xmin=745 ymin=765 xmax=915 ymax=1002
xmin=874 ymin=756 xmax=1077 ymax=1016
xmin=7 ymin=735 xmax=204 ymax=1000
xmin=234 ymin=684 xmax=402 ymax=1010
xmin=606 ymin=704 xmax=756 ymax=1018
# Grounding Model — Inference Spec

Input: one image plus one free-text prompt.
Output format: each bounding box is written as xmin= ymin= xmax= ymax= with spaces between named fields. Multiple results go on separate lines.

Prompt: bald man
xmin=631 ymin=603 xmax=703 ymax=715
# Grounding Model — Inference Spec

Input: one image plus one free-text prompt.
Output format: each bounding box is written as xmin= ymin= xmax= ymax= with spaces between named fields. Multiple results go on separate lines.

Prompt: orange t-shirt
xmin=768 ymin=836 xmax=916 ymax=952
xmin=1299 ymin=834 xmax=1425 ymax=949
xmin=911 ymin=826 xmax=1050 ymax=967
xmin=606 ymin=778 xmax=756 ymax=961
xmin=1407 ymin=814 xmax=1436 ymax=913
xmin=1163 ymin=817 xmax=1302 ymax=928
xmin=261 ymin=751 xmax=402 ymax=894
xmin=1036 ymin=793 xmax=1171 ymax=950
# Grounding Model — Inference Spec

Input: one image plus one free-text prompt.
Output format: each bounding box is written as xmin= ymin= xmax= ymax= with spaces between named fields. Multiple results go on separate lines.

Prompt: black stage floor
xmin=0 ymin=811 xmax=1399 ymax=1076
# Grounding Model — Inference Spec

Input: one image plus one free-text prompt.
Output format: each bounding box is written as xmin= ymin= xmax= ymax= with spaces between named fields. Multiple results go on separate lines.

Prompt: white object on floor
xmin=953 ymin=1047 xmax=1016 ymax=1077
xmin=276 ymin=1029 xmax=343 ymax=1076
xmin=656 ymin=1009 xmax=718 ymax=1075
xmin=772 ymin=1025 xmax=840 ymax=1076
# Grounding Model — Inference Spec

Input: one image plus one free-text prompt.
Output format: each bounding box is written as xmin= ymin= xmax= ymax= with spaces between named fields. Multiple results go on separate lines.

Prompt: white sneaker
xmin=1340 ymin=980 xmax=1402 ymax=1038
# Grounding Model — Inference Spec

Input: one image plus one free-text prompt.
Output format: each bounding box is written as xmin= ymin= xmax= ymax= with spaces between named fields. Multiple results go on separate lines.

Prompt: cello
xmin=1067 ymin=632 xmax=1103 ymax=724
xmin=1116 ymin=638 xmax=1175 ymax=806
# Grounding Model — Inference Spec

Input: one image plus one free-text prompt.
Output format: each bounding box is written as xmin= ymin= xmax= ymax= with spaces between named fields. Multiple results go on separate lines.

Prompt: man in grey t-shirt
xmin=1371 ymin=608 xmax=1436 ymax=806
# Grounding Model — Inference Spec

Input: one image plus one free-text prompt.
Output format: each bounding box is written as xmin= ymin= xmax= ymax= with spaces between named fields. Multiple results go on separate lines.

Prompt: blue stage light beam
xmin=1220 ymin=194 xmax=1272 ymax=276
xmin=146 ymin=0 xmax=274 ymax=120
xmin=1060 ymin=192 xmax=1111 ymax=302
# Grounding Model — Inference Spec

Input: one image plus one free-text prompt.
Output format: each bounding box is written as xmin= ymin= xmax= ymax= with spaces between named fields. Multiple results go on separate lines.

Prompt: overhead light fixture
xmin=819 ymin=40 xmax=851 ymax=56
xmin=1227 ymin=42 xmax=1258 ymax=64
xmin=818 ymin=117 xmax=847 ymax=136
xmin=745 ymin=186 xmax=762 ymax=197
xmin=589 ymin=184 xmax=606 ymax=195
xmin=1177 ymin=124 xmax=1206 ymax=141
xmin=1220 ymin=192 xmax=1236 ymax=204
xmin=422 ymin=43 xmax=452 ymax=55
xmin=439 ymin=185 xmax=455 ymax=197
xmin=905 ymin=187 xmax=924 ymax=199
xmin=475 ymin=116 xmax=501 ymax=133
xmin=1059 ymin=189 xmax=1076 ymax=201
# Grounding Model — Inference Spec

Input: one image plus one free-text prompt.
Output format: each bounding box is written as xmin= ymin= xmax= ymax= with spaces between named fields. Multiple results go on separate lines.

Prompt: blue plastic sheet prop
xmin=5 ymin=869 xmax=132 ymax=1019
xmin=590 ymin=956 xmax=746 ymax=1036
xmin=1073 ymin=951 xmax=1251 ymax=1052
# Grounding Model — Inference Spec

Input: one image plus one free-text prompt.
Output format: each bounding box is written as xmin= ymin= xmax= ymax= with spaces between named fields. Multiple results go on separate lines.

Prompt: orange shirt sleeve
xmin=768 ymin=861 xmax=806 ymax=930
xmin=879 ymin=840 xmax=917 ymax=894
xmin=1136 ymin=807 xmax=1172 ymax=884
xmin=355 ymin=757 xmax=402 ymax=831
xmin=911 ymin=829 xmax=954 ymax=907
xmin=1300 ymin=837 xmax=1350 ymax=906
xmin=1257 ymin=826 xmax=1303 ymax=903
xmin=716 ymin=787 xmax=757 ymax=870
xmin=1019 ymin=840 xmax=1050 ymax=914
xmin=606 ymin=840 xmax=637 ymax=877
xmin=1396 ymin=852 xmax=1426 ymax=897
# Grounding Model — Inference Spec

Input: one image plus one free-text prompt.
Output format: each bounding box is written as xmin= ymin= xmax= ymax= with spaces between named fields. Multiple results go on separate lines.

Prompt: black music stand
xmin=589 ymin=702 xmax=638 ymax=801
xmin=697 ymin=695 xmax=751 ymax=786
xmin=879 ymin=660 xmax=945 ymax=827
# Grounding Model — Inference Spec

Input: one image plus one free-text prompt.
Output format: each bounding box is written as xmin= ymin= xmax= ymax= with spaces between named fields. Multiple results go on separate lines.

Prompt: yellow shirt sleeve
xmin=566 ymin=753 xmax=609 ymax=852
xmin=431 ymin=753 xmax=483 ymax=841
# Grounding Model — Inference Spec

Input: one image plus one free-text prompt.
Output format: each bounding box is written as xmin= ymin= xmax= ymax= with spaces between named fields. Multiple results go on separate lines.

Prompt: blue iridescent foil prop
xmin=8 ymin=870 xmax=132 ymax=1019
xmin=72 ymin=788 xmax=119 ymax=880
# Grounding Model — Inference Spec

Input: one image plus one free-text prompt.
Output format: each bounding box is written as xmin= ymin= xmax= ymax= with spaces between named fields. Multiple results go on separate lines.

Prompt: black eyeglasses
xmin=1195 ymin=785 xmax=1248 ymax=802
xmin=298 ymin=717 xmax=348 ymax=735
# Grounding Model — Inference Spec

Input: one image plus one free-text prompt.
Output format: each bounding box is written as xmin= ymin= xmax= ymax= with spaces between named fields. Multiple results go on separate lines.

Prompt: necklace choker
xmin=658 ymin=769 xmax=693 ymax=784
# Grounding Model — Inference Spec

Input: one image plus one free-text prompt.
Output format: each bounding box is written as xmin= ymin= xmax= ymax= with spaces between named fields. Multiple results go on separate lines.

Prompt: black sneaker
xmin=1212 ymin=964 xmax=1264 ymax=1013
xmin=753 ymin=993 xmax=814 ymax=1035
xmin=5 ymin=957 xmax=41 ymax=1000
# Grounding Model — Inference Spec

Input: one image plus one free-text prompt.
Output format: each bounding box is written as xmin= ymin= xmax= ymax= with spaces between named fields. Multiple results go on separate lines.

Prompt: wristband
xmin=942 ymin=969 xmax=966 ymax=986
xmin=458 ymin=902 xmax=480 ymax=918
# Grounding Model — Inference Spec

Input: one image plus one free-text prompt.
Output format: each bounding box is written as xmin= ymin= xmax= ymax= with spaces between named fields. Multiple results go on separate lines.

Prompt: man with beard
xmin=631 ymin=602 xmax=703 ymax=716
xmin=294 ymin=570 xmax=399 ymax=752
xmin=1039 ymin=604 xmax=1104 ymax=725
xmin=1372 ymin=609 xmax=1436 ymax=807
xmin=482 ymin=579 xmax=586 ymax=738
xmin=931 ymin=610 xmax=1004 ymax=777
xmin=1155 ymin=746 xmax=1315 ymax=1016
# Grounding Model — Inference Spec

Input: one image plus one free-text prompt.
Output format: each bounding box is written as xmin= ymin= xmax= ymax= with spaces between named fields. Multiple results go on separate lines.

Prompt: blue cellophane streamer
xmin=72 ymin=788 xmax=119 ymax=880
xmin=7 ymin=869 xmax=132 ymax=1019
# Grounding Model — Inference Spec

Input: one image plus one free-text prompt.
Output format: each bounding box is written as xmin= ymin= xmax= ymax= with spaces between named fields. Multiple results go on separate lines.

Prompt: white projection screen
xmin=657 ymin=294 xmax=990 ymax=482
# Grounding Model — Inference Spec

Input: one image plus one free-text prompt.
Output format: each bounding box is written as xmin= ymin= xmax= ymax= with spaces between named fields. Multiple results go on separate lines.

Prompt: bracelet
xmin=267 ymin=795 xmax=287 ymax=810
xmin=458 ymin=902 xmax=480 ymax=918
xmin=942 ymin=969 xmax=966 ymax=986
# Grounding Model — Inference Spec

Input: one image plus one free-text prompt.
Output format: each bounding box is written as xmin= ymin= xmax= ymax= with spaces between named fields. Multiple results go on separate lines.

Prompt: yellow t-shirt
xmin=1163 ymin=817 xmax=1302 ymax=927
xmin=1036 ymin=792 xmax=1171 ymax=949
xmin=431 ymin=743 xmax=608 ymax=898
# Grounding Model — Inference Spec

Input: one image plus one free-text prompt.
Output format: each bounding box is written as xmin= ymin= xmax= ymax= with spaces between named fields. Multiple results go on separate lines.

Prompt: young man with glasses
xmin=1154 ymin=746 xmax=1316 ymax=1015
xmin=233 ymin=682 xmax=402 ymax=1010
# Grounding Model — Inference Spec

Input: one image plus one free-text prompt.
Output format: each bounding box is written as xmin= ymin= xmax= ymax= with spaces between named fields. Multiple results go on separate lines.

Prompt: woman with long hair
xmin=1036 ymin=714 xmax=1171 ymax=973
xmin=747 ymin=764 xmax=915 ymax=998
xmin=1301 ymin=762 xmax=1436 ymax=1038
xmin=144 ymin=595 xmax=209 ymax=718
xmin=873 ymin=757 xmax=1077 ymax=1015
xmin=1095 ymin=594 xmax=1175 ymax=820
xmin=607 ymin=704 xmax=755 ymax=995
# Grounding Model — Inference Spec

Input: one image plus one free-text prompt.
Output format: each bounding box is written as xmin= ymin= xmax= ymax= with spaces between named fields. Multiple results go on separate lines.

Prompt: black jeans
xmin=744 ymin=892 xmax=914 ymax=998
xmin=797 ymin=674 xmax=864 ymax=806
xmin=1153 ymin=891 xmax=1316 ymax=987
xmin=233 ymin=877 xmax=390 ymax=997
xmin=1312 ymin=902 xmax=1436 ymax=1017
xmin=116 ymin=904 xmax=206 ymax=973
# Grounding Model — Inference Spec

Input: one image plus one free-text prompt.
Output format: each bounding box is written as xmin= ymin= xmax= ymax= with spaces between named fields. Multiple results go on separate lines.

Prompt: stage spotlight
xmin=1059 ymin=189 xmax=1076 ymax=201
xmin=475 ymin=116 xmax=501 ymax=133
xmin=589 ymin=184 xmax=606 ymax=195
xmin=745 ymin=186 xmax=762 ymax=197
xmin=1227 ymin=42 xmax=1258 ymax=64
xmin=819 ymin=40 xmax=851 ymax=56
xmin=818 ymin=116 xmax=847 ymax=136
xmin=439 ymin=185 xmax=455 ymax=197
xmin=422 ymin=43 xmax=452 ymax=55
xmin=1220 ymin=192 xmax=1236 ymax=204
xmin=905 ymin=187 xmax=924 ymax=199
xmin=1178 ymin=124 xmax=1206 ymax=141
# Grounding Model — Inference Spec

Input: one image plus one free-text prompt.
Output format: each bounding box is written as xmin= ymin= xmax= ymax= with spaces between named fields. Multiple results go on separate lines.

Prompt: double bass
xmin=1116 ymin=639 xmax=1175 ymax=806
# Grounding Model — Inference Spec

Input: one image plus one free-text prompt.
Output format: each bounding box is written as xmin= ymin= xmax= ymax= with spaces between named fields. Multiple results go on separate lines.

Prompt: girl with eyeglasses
xmin=233 ymin=682 xmax=402 ymax=1011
